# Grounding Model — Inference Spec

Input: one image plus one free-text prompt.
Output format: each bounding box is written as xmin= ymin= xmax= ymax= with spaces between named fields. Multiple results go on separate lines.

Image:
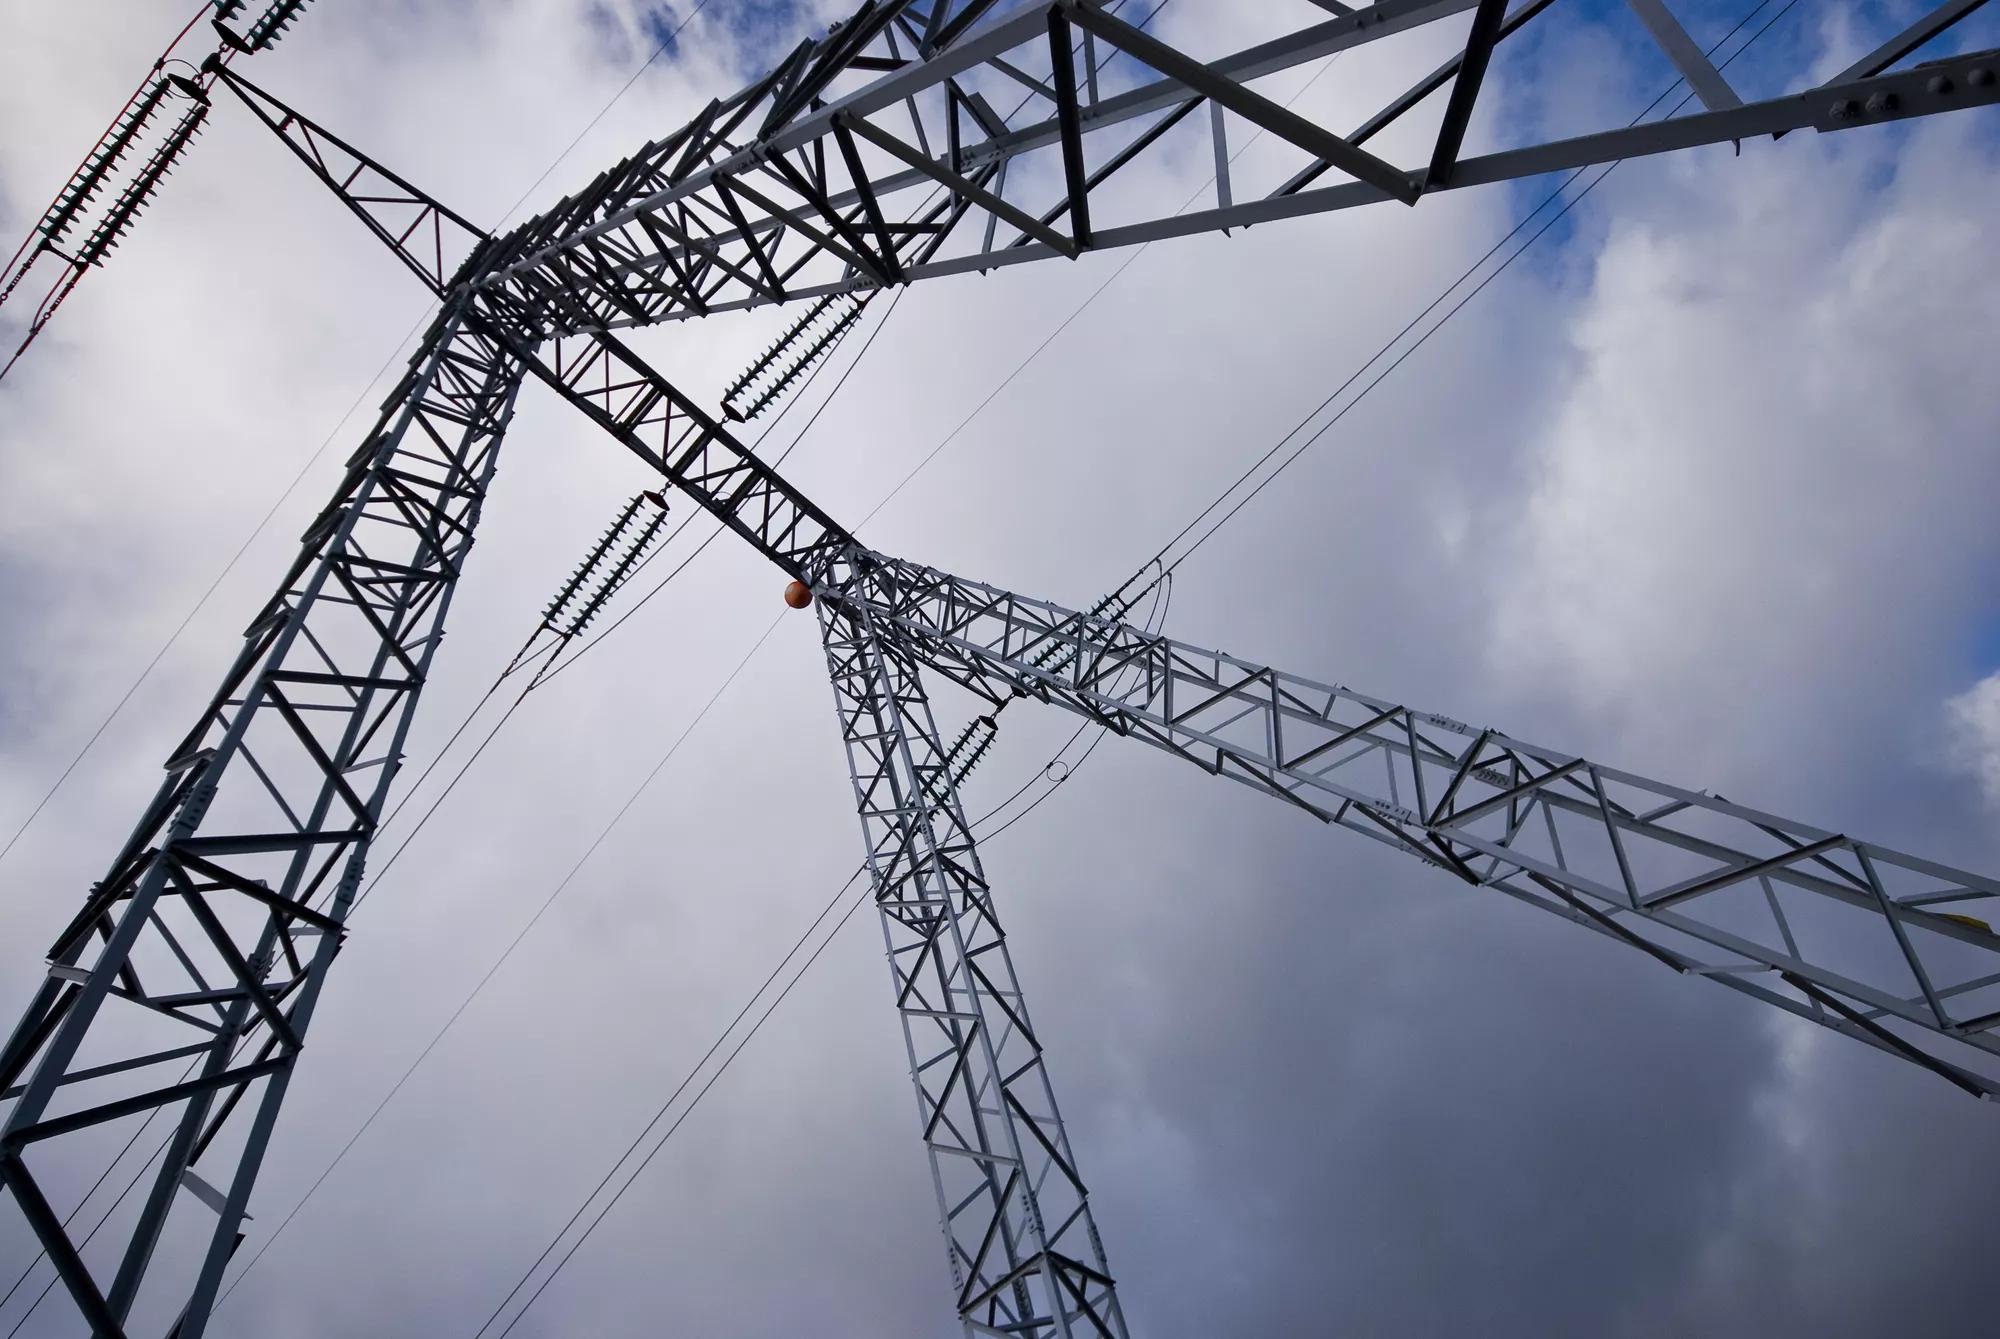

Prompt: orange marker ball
xmin=783 ymin=579 xmax=814 ymax=609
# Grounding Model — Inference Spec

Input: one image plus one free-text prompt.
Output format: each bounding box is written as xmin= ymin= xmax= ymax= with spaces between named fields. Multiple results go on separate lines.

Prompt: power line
xmin=1146 ymin=0 xmax=1797 ymax=577
xmin=472 ymin=562 xmax=1181 ymax=1338
xmin=210 ymin=614 xmax=787 ymax=1313
xmin=0 ymin=301 xmax=435 ymax=873
xmin=0 ymin=3 xmax=739 ymax=1328
xmin=471 ymin=863 xmax=869 ymax=1338
xmin=0 ymin=0 xmax=725 ymax=878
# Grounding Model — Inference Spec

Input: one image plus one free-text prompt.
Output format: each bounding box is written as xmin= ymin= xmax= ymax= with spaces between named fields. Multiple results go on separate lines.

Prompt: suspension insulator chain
xmin=217 ymin=0 xmax=316 ymax=53
xmin=37 ymin=79 xmax=172 ymax=249
xmin=541 ymin=491 xmax=672 ymax=638
xmin=926 ymin=710 xmax=1002 ymax=808
xmin=721 ymin=292 xmax=867 ymax=422
xmin=1027 ymin=573 xmax=1151 ymax=678
xmin=76 ymin=100 xmax=208 ymax=268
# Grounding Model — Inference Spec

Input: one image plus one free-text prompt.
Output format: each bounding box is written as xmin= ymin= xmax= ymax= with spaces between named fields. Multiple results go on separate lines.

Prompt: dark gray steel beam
xmin=475 ymin=1 xmax=1999 ymax=334
xmin=1426 ymin=0 xmax=1512 ymax=184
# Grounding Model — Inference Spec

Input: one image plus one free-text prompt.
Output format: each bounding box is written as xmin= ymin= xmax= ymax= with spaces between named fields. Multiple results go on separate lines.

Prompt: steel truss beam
xmin=0 ymin=303 xmax=524 ymax=1337
xmin=829 ymin=551 xmax=2000 ymax=1100
xmin=12 ymin=3 xmax=2000 ymax=1335
xmin=817 ymin=569 xmax=1125 ymax=1339
xmin=474 ymin=0 xmax=2000 ymax=334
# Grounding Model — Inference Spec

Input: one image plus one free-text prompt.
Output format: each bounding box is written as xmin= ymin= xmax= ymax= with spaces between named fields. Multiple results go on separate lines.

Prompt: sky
xmin=5 ymin=1 xmax=2000 ymax=1336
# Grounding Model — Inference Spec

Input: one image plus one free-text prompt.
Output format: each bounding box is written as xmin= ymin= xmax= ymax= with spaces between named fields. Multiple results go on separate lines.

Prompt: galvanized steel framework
xmin=5 ymin=1 xmax=2000 ymax=1335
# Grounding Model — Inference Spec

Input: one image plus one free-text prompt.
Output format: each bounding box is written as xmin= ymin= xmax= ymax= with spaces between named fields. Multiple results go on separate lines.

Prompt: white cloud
xmin=1945 ymin=670 xmax=2000 ymax=810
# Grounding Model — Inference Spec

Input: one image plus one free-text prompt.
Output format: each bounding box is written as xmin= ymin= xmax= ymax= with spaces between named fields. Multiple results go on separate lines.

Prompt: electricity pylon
xmin=6 ymin=3 xmax=2000 ymax=1336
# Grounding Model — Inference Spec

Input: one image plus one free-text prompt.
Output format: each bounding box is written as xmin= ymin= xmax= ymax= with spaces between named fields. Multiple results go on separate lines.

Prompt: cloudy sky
xmin=5 ymin=1 xmax=2000 ymax=1335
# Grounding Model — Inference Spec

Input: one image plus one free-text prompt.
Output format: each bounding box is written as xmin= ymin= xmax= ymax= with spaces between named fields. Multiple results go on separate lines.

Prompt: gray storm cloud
xmin=4 ymin=2 xmax=2000 ymax=1336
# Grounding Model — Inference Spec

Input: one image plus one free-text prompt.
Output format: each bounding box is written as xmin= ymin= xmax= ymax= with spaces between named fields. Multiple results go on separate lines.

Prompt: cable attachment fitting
xmin=721 ymin=292 xmax=865 ymax=421
xmin=540 ymin=491 xmax=671 ymax=638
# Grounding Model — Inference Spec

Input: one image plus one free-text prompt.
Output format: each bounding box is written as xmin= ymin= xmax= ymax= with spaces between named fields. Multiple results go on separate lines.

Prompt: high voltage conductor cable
xmin=0 ymin=300 xmax=437 ymax=874
xmin=1145 ymin=0 xmax=1794 ymax=578
xmin=209 ymin=614 xmax=789 ymax=1311
xmin=0 ymin=5 xmax=737 ymax=1325
xmin=470 ymin=863 xmax=869 ymax=1339
xmin=474 ymin=565 xmax=1179 ymax=1338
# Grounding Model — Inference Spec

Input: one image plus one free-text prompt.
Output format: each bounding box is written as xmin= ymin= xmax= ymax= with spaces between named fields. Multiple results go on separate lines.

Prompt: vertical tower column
xmin=0 ymin=303 xmax=526 ymax=1338
xmin=817 ymin=574 xmax=1125 ymax=1339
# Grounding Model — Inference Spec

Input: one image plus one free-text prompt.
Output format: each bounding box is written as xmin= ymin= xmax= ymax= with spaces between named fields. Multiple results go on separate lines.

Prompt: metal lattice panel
xmin=840 ymin=552 xmax=2000 ymax=1099
xmin=473 ymin=0 xmax=2000 ymax=334
xmin=818 ymin=578 xmax=1125 ymax=1339
xmin=0 ymin=306 xmax=523 ymax=1336
xmin=8 ymin=1 xmax=2000 ymax=1334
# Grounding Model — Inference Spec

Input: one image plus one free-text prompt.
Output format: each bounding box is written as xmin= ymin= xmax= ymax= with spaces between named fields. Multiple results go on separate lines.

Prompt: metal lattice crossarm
xmin=209 ymin=68 xmax=854 ymax=582
xmin=206 ymin=61 xmax=492 ymax=298
xmin=834 ymin=552 xmax=2000 ymax=1099
xmin=473 ymin=0 xmax=2000 ymax=335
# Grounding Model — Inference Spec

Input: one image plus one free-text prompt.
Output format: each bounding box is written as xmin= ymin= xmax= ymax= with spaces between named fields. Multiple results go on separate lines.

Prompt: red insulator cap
xmin=783 ymin=579 xmax=814 ymax=610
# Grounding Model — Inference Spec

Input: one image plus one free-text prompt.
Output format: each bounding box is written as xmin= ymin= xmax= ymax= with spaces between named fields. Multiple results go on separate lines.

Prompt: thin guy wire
xmin=21 ymin=0 xmax=1782 ymax=1328
xmin=469 ymin=863 xmax=870 ymax=1338
xmin=1148 ymin=0 xmax=1791 ymax=574
xmin=489 ymin=873 xmax=875 ymax=1339
xmin=0 ymin=5 xmax=735 ymax=1325
xmin=0 ymin=0 xmax=727 ymax=876
xmin=213 ymin=623 xmax=788 ymax=1319
xmin=479 ymin=557 xmax=1179 ymax=1337
xmin=0 ymin=304 xmax=435 ymax=872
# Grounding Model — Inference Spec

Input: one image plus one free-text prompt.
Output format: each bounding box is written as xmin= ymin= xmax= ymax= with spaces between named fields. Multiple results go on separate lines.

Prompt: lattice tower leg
xmin=0 ymin=303 xmax=525 ymax=1339
xmin=816 ymin=585 xmax=1126 ymax=1339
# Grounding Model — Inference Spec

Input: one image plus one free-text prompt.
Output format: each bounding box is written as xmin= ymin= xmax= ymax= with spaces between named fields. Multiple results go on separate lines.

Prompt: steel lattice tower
xmin=5 ymin=2 xmax=2000 ymax=1335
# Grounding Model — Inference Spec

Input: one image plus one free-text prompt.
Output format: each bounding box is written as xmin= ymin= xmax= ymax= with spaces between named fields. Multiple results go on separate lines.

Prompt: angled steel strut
xmin=7 ymin=2 xmax=2000 ymax=1336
